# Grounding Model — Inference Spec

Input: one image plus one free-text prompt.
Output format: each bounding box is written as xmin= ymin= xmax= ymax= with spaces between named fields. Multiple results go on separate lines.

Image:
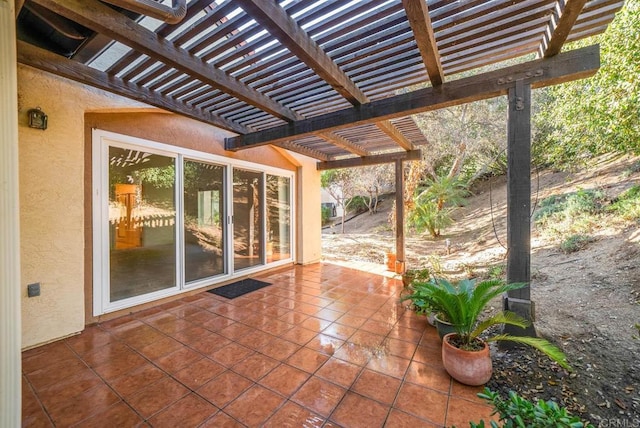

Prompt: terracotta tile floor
xmin=22 ymin=263 xmax=496 ymax=427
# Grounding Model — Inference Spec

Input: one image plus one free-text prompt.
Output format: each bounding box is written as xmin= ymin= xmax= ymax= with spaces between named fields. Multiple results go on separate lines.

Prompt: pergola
xmin=0 ymin=0 xmax=627 ymax=423
xmin=15 ymin=0 xmax=624 ymax=322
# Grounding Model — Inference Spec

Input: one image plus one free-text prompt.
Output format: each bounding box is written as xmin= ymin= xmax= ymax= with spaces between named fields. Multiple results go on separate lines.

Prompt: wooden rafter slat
xmin=31 ymin=0 xmax=299 ymax=122
xmin=376 ymin=121 xmax=415 ymax=151
xmin=106 ymin=0 xmax=216 ymax=74
xmin=317 ymin=150 xmax=423 ymax=171
xmin=439 ymin=17 xmax=550 ymax=56
xmin=16 ymin=41 xmax=248 ymax=134
xmin=402 ymin=0 xmax=444 ymax=86
xmin=543 ymin=0 xmax=589 ymax=57
xmin=226 ymin=44 xmax=600 ymax=151
xmin=436 ymin=0 xmax=556 ymax=39
xmin=437 ymin=8 xmax=553 ymax=51
xmin=235 ymin=0 xmax=369 ymax=106
xmin=443 ymin=35 xmax=542 ymax=67
xmin=315 ymin=132 xmax=371 ymax=157
xmin=277 ymin=141 xmax=331 ymax=161
xmin=445 ymin=44 xmax=539 ymax=76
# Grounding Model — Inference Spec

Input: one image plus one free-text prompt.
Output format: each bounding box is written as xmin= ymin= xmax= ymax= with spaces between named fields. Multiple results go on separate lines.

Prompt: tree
xmin=353 ymin=164 xmax=394 ymax=214
xmin=321 ymin=169 xmax=358 ymax=233
xmin=533 ymin=0 xmax=640 ymax=166
xmin=413 ymin=94 xmax=508 ymax=180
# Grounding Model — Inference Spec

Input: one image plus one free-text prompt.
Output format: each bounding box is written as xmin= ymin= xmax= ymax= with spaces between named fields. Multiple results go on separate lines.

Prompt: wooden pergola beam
xmin=31 ymin=0 xmax=299 ymax=122
xmin=15 ymin=0 xmax=25 ymax=17
xmin=16 ymin=41 xmax=249 ymax=135
xmin=236 ymin=0 xmax=369 ymax=106
xmin=402 ymin=0 xmax=444 ymax=86
xmin=376 ymin=121 xmax=415 ymax=151
xmin=315 ymin=132 xmax=371 ymax=157
xmin=226 ymin=44 xmax=600 ymax=151
xmin=542 ymin=0 xmax=589 ymax=57
xmin=316 ymin=150 xmax=421 ymax=170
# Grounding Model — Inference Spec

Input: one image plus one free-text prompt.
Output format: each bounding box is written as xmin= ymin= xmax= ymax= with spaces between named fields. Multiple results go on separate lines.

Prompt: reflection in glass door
xmin=233 ymin=168 xmax=263 ymax=270
xmin=267 ymin=174 xmax=291 ymax=263
xmin=183 ymin=160 xmax=225 ymax=283
xmin=108 ymin=147 xmax=176 ymax=302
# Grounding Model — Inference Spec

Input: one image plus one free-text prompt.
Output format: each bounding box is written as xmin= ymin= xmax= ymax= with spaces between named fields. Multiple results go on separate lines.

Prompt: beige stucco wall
xmin=18 ymin=64 xmax=321 ymax=349
xmin=273 ymin=148 xmax=322 ymax=264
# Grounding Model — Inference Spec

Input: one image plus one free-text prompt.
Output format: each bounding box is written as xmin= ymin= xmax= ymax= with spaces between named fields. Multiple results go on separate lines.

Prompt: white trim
xmin=92 ymin=129 xmax=295 ymax=315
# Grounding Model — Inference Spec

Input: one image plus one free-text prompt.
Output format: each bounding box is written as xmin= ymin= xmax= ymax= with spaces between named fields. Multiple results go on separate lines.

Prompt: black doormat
xmin=207 ymin=278 xmax=271 ymax=299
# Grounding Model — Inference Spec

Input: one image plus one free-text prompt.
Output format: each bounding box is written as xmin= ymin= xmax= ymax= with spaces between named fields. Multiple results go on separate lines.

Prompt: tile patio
xmin=22 ymin=263 xmax=495 ymax=427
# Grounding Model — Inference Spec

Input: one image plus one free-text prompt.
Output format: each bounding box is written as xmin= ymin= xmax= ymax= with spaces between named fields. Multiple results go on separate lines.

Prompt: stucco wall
xmin=18 ymin=65 xmax=144 ymax=348
xmin=18 ymin=65 xmax=321 ymax=349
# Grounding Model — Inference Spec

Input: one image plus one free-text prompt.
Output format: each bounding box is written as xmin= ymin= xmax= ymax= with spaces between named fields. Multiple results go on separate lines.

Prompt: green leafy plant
xmin=409 ymin=174 xmax=470 ymax=238
xmin=405 ymin=278 xmax=571 ymax=369
xmin=409 ymin=199 xmax=453 ymax=238
xmin=467 ymin=388 xmax=594 ymax=428
xmin=321 ymin=205 xmax=332 ymax=225
xmin=487 ymin=264 xmax=506 ymax=280
xmin=560 ymin=234 xmax=594 ymax=253
xmin=534 ymin=189 xmax=606 ymax=239
xmin=608 ymin=185 xmax=640 ymax=221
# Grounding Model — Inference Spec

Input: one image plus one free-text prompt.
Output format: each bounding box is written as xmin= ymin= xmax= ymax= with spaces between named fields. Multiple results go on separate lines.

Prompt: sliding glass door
xmin=93 ymin=130 xmax=294 ymax=315
xmin=233 ymin=168 xmax=263 ymax=271
xmin=184 ymin=160 xmax=226 ymax=283
xmin=267 ymin=174 xmax=291 ymax=263
xmin=108 ymin=147 xmax=177 ymax=302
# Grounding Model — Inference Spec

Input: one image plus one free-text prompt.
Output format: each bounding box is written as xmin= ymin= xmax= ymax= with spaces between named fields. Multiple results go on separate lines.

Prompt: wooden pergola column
xmin=395 ymin=159 xmax=405 ymax=273
xmin=504 ymin=80 xmax=536 ymax=337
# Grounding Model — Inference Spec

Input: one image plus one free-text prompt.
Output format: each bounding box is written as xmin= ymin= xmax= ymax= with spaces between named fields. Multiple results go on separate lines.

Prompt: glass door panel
xmin=108 ymin=147 xmax=176 ymax=302
xmin=266 ymin=174 xmax=291 ymax=263
xmin=233 ymin=168 xmax=263 ymax=270
xmin=184 ymin=160 xmax=225 ymax=282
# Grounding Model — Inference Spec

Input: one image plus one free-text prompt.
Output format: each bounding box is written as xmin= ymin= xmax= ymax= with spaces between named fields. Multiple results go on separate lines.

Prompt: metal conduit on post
xmin=100 ymin=0 xmax=187 ymax=24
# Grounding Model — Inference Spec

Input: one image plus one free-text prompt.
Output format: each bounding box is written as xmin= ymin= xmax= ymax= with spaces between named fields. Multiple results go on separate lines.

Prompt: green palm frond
xmin=470 ymin=311 xmax=530 ymax=340
xmin=487 ymin=334 xmax=572 ymax=371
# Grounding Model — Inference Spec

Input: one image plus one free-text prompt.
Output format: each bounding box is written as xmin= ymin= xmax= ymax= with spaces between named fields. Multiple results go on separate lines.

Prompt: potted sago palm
xmin=414 ymin=277 xmax=571 ymax=386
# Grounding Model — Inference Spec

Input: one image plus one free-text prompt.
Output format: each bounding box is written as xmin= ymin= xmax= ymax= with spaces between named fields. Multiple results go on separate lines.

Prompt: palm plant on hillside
xmin=409 ymin=175 xmax=469 ymax=237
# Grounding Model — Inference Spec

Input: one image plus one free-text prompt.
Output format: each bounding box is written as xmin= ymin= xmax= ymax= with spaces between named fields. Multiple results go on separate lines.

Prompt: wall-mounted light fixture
xmin=28 ymin=107 xmax=48 ymax=130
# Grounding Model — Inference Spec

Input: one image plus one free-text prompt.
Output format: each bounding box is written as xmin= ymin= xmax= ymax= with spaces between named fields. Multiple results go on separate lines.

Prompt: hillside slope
xmin=322 ymin=154 xmax=640 ymax=421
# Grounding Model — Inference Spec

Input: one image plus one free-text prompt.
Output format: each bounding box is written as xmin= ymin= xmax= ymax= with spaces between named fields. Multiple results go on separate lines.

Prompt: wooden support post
xmin=504 ymin=80 xmax=536 ymax=338
xmin=395 ymin=160 xmax=405 ymax=274
xmin=1 ymin=0 xmax=22 ymax=425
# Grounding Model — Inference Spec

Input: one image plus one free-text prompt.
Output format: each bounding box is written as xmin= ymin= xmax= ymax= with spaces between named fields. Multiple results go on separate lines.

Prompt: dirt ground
xmin=322 ymin=154 xmax=640 ymax=423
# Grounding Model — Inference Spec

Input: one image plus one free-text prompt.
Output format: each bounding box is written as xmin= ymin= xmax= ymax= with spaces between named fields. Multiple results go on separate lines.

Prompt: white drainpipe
xmin=100 ymin=0 xmax=187 ymax=24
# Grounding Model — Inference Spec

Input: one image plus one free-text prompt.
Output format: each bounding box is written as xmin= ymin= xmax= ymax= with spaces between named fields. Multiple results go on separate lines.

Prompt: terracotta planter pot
xmin=385 ymin=252 xmax=396 ymax=271
xmin=441 ymin=333 xmax=492 ymax=386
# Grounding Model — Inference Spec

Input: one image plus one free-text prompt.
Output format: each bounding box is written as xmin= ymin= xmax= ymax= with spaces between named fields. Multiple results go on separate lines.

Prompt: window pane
xmin=267 ymin=175 xmax=291 ymax=263
xmin=233 ymin=169 xmax=263 ymax=270
xmin=184 ymin=160 xmax=225 ymax=282
xmin=109 ymin=147 xmax=176 ymax=302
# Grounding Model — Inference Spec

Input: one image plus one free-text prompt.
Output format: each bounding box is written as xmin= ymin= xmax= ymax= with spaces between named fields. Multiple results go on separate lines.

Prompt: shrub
xmin=487 ymin=264 xmax=506 ymax=280
xmin=321 ymin=206 xmax=332 ymax=225
xmin=346 ymin=195 xmax=368 ymax=214
xmin=608 ymin=185 xmax=640 ymax=221
xmin=560 ymin=234 xmax=594 ymax=253
xmin=409 ymin=199 xmax=453 ymax=238
xmin=467 ymin=388 xmax=594 ymax=428
xmin=533 ymin=189 xmax=606 ymax=239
